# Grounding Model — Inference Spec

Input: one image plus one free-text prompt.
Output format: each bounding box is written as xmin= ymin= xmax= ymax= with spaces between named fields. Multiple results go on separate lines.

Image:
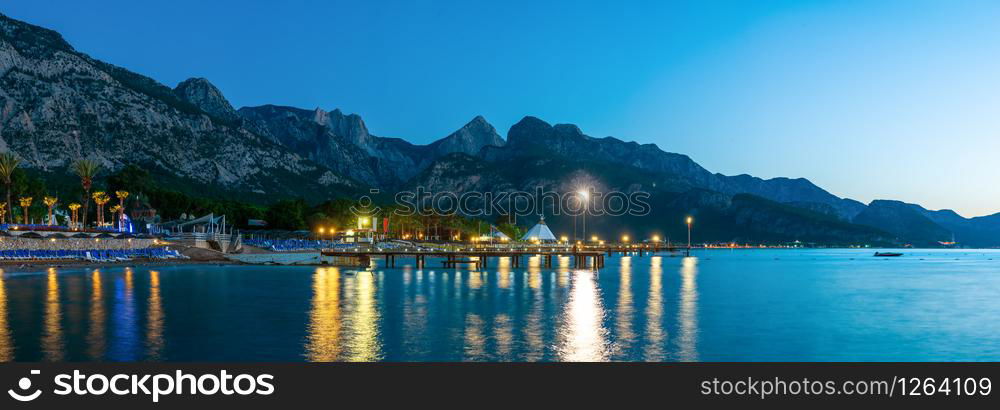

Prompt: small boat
xmin=874 ymin=252 xmax=903 ymax=257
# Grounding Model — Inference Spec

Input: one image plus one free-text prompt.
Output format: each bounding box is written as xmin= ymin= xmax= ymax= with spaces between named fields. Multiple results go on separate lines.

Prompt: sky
xmin=6 ymin=0 xmax=1000 ymax=216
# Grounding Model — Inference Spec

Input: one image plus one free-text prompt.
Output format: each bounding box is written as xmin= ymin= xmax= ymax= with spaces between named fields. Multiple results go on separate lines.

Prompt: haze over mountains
xmin=1 ymin=13 xmax=997 ymax=246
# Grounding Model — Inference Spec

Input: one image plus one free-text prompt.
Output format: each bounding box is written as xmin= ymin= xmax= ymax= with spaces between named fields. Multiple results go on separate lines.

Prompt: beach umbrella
xmin=96 ymin=232 xmax=115 ymax=239
xmin=71 ymin=232 xmax=91 ymax=238
xmin=19 ymin=231 xmax=43 ymax=238
xmin=48 ymin=233 xmax=69 ymax=239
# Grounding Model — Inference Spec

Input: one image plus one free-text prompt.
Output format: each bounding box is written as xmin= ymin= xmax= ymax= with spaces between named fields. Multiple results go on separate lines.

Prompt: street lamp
xmin=686 ymin=216 xmax=693 ymax=254
xmin=578 ymin=189 xmax=589 ymax=242
xmin=622 ymin=235 xmax=629 ymax=243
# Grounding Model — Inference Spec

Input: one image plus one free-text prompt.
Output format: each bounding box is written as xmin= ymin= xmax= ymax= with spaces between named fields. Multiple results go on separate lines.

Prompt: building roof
xmin=520 ymin=216 xmax=557 ymax=242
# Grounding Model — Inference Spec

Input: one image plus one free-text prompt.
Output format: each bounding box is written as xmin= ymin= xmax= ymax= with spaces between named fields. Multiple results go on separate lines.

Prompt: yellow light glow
xmin=318 ymin=227 xmax=325 ymax=234
xmin=652 ymin=235 xmax=660 ymax=242
xmin=686 ymin=216 xmax=693 ymax=225
xmin=560 ymin=235 xmax=568 ymax=242
xmin=591 ymin=235 xmax=598 ymax=242
xmin=622 ymin=235 xmax=629 ymax=243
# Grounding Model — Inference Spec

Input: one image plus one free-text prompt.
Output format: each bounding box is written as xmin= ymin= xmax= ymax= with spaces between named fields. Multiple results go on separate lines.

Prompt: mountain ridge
xmin=1 ymin=13 xmax=995 ymax=246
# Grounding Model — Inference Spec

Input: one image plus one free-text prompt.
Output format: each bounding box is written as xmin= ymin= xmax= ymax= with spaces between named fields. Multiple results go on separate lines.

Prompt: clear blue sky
xmin=6 ymin=0 xmax=999 ymax=216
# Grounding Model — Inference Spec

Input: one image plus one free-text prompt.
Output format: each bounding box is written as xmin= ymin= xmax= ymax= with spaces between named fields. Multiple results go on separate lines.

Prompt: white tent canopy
xmin=520 ymin=216 xmax=557 ymax=242
xmin=490 ymin=226 xmax=510 ymax=240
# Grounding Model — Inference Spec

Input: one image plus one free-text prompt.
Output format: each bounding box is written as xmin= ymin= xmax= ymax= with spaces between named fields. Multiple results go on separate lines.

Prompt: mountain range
xmin=1 ymin=13 xmax=997 ymax=246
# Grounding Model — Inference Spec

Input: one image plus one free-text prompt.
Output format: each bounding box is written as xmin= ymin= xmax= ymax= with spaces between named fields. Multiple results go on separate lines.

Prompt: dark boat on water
xmin=874 ymin=252 xmax=903 ymax=257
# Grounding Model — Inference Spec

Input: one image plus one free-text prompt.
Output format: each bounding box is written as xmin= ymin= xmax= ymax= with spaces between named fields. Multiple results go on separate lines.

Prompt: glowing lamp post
xmin=686 ymin=216 xmax=693 ymax=256
xmin=578 ymin=189 xmax=589 ymax=242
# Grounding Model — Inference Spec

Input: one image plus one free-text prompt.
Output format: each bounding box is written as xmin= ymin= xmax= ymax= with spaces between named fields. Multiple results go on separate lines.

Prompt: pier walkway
xmin=320 ymin=244 xmax=690 ymax=269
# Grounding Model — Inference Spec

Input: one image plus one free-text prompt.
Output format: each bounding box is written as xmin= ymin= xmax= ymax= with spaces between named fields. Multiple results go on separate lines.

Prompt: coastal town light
xmin=622 ymin=235 xmax=629 ymax=243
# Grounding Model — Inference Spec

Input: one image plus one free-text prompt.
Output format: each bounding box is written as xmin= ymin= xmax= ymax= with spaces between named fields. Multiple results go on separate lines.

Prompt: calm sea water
xmin=0 ymin=249 xmax=998 ymax=362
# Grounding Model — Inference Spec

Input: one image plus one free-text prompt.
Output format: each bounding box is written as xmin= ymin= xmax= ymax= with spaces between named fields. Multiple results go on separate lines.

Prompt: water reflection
xmin=0 ymin=273 xmax=12 ymax=362
xmin=146 ymin=271 xmax=164 ymax=360
xmin=306 ymin=267 xmax=342 ymax=361
xmin=497 ymin=257 xmax=511 ymax=289
xmin=88 ymin=270 xmax=106 ymax=360
xmin=557 ymin=271 xmax=609 ymax=361
xmin=109 ymin=268 xmax=139 ymax=360
xmin=344 ymin=271 xmax=381 ymax=361
xmin=616 ymin=256 xmax=635 ymax=353
xmin=675 ymin=256 xmax=699 ymax=361
xmin=643 ymin=257 xmax=665 ymax=360
xmin=463 ymin=314 xmax=485 ymax=359
xmin=43 ymin=268 xmax=64 ymax=361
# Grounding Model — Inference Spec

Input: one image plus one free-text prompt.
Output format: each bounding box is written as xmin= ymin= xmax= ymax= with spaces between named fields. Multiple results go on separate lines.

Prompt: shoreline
xmin=0 ymin=258 xmax=242 ymax=274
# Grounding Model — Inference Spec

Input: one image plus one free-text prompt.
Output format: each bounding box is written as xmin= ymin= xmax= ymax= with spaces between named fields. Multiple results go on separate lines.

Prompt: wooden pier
xmin=318 ymin=243 xmax=695 ymax=270
xmin=320 ymin=248 xmax=609 ymax=269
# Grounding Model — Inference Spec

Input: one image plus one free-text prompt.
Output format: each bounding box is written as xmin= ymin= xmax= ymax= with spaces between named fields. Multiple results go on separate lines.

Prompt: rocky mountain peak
xmin=428 ymin=115 xmax=505 ymax=156
xmin=0 ymin=13 xmax=75 ymax=57
xmin=506 ymin=116 xmax=555 ymax=146
xmin=173 ymin=77 xmax=239 ymax=123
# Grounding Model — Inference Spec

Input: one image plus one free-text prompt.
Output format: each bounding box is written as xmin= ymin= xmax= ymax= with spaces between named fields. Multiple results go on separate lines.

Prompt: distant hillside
xmin=853 ymin=200 xmax=952 ymax=246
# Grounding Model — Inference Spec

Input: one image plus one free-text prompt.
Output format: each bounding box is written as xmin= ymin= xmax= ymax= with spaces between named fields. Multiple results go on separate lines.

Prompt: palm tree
xmin=93 ymin=191 xmax=109 ymax=226
xmin=18 ymin=197 xmax=32 ymax=225
xmin=68 ymin=203 xmax=81 ymax=229
xmin=0 ymin=152 xmax=21 ymax=225
xmin=43 ymin=196 xmax=58 ymax=226
xmin=72 ymin=159 xmax=100 ymax=228
xmin=109 ymin=204 xmax=122 ymax=230
xmin=115 ymin=191 xmax=128 ymax=229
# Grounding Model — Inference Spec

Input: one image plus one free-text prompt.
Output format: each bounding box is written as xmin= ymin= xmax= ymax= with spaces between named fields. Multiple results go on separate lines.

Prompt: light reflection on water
xmin=676 ymin=257 xmax=699 ymax=361
xmin=0 ymin=273 xmax=12 ymax=362
xmin=43 ymin=268 xmax=64 ymax=361
xmin=2 ymin=249 xmax=1000 ymax=361
xmin=146 ymin=271 xmax=164 ymax=360
xmin=643 ymin=257 xmax=665 ymax=360
xmin=87 ymin=270 xmax=105 ymax=360
xmin=557 ymin=270 xmax=609 ymax=361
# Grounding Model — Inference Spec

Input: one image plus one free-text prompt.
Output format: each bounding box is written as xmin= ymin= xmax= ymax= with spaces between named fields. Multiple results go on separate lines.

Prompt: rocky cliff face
xmin=0 ymin=13 xmax=358 ymax=200
xmin=173 ymin=77 xmax=240 ymax=123
xmin=239 ymin=106 xmax=505 ymax=188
